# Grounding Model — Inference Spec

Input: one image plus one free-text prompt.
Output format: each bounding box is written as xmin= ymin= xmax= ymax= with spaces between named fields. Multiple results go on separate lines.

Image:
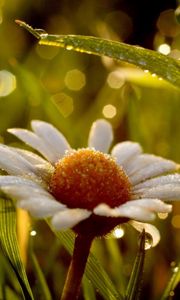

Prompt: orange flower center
xmin=49 ymin=149 xmax=131 ymax=210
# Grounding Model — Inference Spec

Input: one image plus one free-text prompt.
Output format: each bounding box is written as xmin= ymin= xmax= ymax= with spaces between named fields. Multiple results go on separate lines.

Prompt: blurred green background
xmin=0 ymin=0 xmax=180 ymax=299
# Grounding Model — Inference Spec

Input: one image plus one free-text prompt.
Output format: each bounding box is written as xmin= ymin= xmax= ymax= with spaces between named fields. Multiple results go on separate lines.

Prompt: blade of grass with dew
xmin=15 ymin=20 xmax=180 ymax=88
xmin=105 ymin=238 xmax=126 ymax=295
xmin=0 ymin=197 xmax=34 ymax=300
xmin=29 ymin=248 xmax=52 ymax=300
xmin=82 ymin=277 xmax=96 ymax=300
xmin=125 ymin=230 xmax=146 ymax=300
xmin=160 ymin=262 xmax=180 ymax=300
xmin=46 ymin=221 xmax=123 ymax=300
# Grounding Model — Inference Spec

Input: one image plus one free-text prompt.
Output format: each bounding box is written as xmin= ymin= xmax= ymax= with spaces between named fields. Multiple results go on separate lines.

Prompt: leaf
xmin=160 ymin=262 xmax=180 ymax=300
xmin=125 ymin=230 xmax=146 ymax=300
xmin=82 ymin=277 xmax=96 ymax=300
xmin=47 ymin=223 xmax=123 ymax=300
xmin=16 ymin=20 xmax=180 ymax=88
xmin=0 ymin=197 xmax=34 ymax=300
xmin=29 ymin=247 xmax=52 ymax=300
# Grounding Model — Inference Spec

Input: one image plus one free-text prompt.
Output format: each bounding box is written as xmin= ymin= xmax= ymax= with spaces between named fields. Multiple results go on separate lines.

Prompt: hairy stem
xmin=60 ymin=234 xmax=94 ymax=300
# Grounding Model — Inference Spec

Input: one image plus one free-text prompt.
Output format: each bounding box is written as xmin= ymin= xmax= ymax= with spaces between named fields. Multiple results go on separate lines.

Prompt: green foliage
xmin=0 ymin=198 xmax=34 ymax=300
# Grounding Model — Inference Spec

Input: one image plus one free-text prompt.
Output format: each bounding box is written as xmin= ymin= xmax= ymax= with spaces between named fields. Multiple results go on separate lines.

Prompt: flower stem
xmin=60 ymin=234 xmax=94 ymax=300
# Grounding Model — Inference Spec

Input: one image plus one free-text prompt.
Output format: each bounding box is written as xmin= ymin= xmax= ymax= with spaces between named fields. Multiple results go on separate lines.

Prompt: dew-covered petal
xmin=93 ymin=203 xmax=155 ymax=222
xmin=51 ymin=208 xmax=91 ymax=230
xmin=88 ymin=119 xmax=113 ymax=153
xmin=31 ymin=120 xmax=71 ymax=160
xmin=128 ymin=199 xmax=172 ymax=213
xmin=129 ymin=221 xmax=160 ymax=247
xmin=111 ymin=142 xmax=142 ymax=167
xmin=129 ymin=158 xmax=177 ymax=185
xmin=11 ymin=147 xmax=50 ymax=165
xmin=10 ymin=147 xmax=54 ymax=181
xmin=8 ymin=128 xmax=59 ymax=164
xmin=0 ymin=175 xmax=43 ymax=188
xmin=17 ymin=198 xmax=65 ymax=217
xmin=0 ymin=144 xmax=39 ymax=176
xmin=1 ymin=185 xmax=65 ymax=217
xmin=124 ymin=154 xmax=161 ymax=175
xmin=133 ymin=174 xmax=180 ymax=191
xmin=133 ymin=185 xmax=180 ymax=200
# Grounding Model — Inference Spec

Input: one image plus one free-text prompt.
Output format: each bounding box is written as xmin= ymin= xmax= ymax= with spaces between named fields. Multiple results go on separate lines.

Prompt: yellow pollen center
xmin=49 ymin=149 xmax=131 ymax=210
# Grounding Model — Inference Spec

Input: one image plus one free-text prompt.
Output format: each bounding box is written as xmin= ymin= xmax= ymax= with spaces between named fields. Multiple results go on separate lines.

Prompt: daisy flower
xmin=0 ymin=119 xmax=180 ymax=300
xmin=0 ymin=119 xmax=179 ymax=239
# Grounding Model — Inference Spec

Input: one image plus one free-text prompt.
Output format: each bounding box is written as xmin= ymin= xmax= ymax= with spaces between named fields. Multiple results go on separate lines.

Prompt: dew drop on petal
xmin=144 ymin=232 xmax=153 ymax=250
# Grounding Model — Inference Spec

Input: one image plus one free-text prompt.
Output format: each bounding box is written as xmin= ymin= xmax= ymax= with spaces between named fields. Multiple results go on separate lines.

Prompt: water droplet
xmin=144 ymin=233 xmax=153 ymax=250
xmin=66 ymin=45 xmax=74 ymax=50
xmin=35 ymin=29 xmax=47 ymax=35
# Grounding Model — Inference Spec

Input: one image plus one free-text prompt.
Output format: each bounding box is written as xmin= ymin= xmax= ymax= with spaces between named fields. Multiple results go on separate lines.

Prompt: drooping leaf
xmin=125 ymin=230 xmax=146 ymax=300
xmin=0 ymin=197 xmax=34 ymax=300
xmin=16 ymin=20 xmax=180 ymax=88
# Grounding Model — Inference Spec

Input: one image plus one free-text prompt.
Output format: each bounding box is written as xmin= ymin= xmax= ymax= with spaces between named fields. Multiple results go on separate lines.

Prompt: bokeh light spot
xmin=51 ymin=92 xmax=74 ymax=117
xmin=171 ymin=214 xmax=180 ymax=228
xmin=36 ymin=44 xmax=59 ymax=60
xmin=0 ymin=70 xmax=16 ymax=97
xmin=112 ymin=226 xmax=124 ymax=239
xmin=102 ymin=104 xmax=117 ymax=119
xmin=107 ymin=71 xmax=125 ymax=89
xmin=30 ymin=230 xmax=37 ymax=236
xmin=65 ymin=69 xmax=86 ymax=91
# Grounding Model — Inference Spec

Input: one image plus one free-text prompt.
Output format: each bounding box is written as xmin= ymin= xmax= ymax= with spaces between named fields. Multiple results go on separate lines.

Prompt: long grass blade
xmin=16 ymin=20 xmax=180 ymax=88
xmin=0 ymin=197 xmax=34 ymax=300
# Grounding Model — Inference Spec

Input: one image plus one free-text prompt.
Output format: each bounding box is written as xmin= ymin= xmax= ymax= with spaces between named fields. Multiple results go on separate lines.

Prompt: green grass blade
xmin=82 ymin=277 xmax=96 ymax=300
xmin=160 ymin=262 xmax=180 ymax=300
xmin=125 ymin=231 xmax=146 ymax=300
xmin=47 ymin=223 xmax=123 ymax=300
xmin=16 ymin=20 xmax=180 ymax=88
xmin=0 ymin=198 xmax=34 ymax=300
xmin=29 ymin=248 xmax=52 ymax=300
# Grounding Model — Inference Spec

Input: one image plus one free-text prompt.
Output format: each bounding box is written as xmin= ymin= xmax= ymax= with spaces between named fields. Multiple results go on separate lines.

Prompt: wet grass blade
xmin=16 ymin=20 xmax=180 ymax=88
xmin=29 ymin=248 xmax=52 ymax=300
xmin=125 ymin=231 xmax=146 ymax=300
xmin=0 ymin=198 xmax=34 ymax=300
xmin=160 ymin=262 xmax=180 ymax=300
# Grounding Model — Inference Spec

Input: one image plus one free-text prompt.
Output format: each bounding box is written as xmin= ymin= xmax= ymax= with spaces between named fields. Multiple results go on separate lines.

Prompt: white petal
xmin=17 ymin=198 xmax=65 ymax=217
xmin=124 ymin=154 xmax=161 ymax=175
xmin=129 ymin=221 xmax=160 ymax=247
xmin=127 ymin=199 xmax=172 ymax=213
xmin=93 ymin=203 xmax=155 ymax=222
xmin=31 ymin=120 xmax=71 ymax=160
xmin=0 ymin=175 xmax=42 ymax=188
xmin=129 ymin=158 xmax=177 ymax=185
xmin=10 ymin=147 xmax=54 ymax=181
xmin=111 ymin=142 xmax=142 ymax=167
xmin=51 ymin=208 xmax=91 ymax=230
xmin=11 ymin=147 xmax=50 ymax=165
xmin=88 ymin=119 xmax=113 ymax=152
xmin=8 ymin=128 xmax=58 ymax=164
xmin=0 ymin=144 xmax=38 ymax=176
xmin=133 ymin=173 xmax=180 ymax=190
xmin=133 ymin=185 xmax=180 ymax=200
xmin=1 ymin=185 xmax=65 ymax=217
